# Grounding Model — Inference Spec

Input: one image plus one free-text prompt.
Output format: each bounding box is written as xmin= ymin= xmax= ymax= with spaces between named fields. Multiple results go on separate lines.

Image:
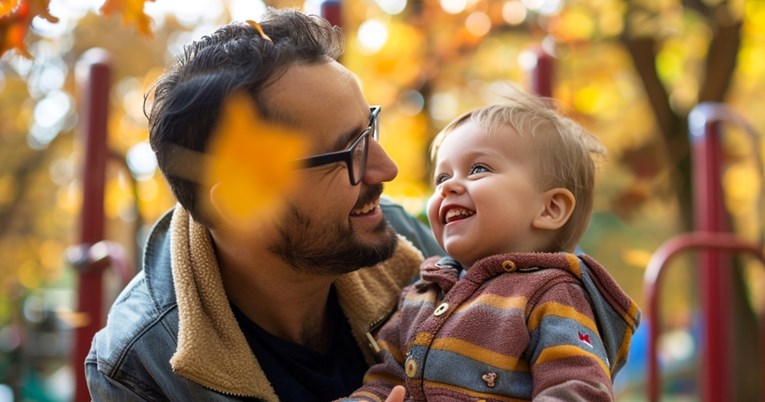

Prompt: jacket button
xmin=482 ymin=372 xmax=498 ymax=388
xmin=405 ymin=356 xmax=417 ymax=378
xmin=501 ymin=260 xmax=516 ymax=272
xmin=433 ymin=302 xmax=449 ymax=316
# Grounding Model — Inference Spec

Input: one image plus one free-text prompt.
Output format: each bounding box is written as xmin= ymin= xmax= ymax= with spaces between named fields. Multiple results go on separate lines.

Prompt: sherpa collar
xmin=168 ymin=206 xmax=423 ymax=400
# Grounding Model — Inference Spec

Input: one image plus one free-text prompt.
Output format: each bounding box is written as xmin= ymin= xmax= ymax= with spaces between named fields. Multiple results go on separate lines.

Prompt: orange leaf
xmin=2 ymin=21 xmax=30 ymax=57
xmin=29 ymin=0 xmax=57 ymax=23
xmin=100 ymin=0 xmax=154 ymax=37
xmin=0 ymin=0 xmax=58 ymax=58
xmin=0 ymin=0 xmax=21 ymax=18
xmin=202 ymin=92 xmax=308 ymax=231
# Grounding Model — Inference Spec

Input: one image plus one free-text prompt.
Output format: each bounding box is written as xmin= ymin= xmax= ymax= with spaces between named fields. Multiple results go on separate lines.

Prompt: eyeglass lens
xmin=350 ymin=131 xmax=369 ymax=185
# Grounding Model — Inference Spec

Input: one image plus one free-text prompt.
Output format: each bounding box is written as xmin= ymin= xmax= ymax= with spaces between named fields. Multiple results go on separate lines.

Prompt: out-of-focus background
xmin=1 ymin=0 xmax=764 ymax=401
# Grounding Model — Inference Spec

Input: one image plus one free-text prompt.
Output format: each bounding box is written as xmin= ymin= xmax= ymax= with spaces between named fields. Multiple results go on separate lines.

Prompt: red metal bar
xmin=644 ymin=233 xmax=765 ymax=402
xmin=527 ymin=46 xmax=554 ymax=98
xmin=73 ymin=48 xmax=111 ymax=402
xmin=690 ymin=104 xmax=734 ymax=402
xmin=320 ymin=0 xmax=342 ymax=28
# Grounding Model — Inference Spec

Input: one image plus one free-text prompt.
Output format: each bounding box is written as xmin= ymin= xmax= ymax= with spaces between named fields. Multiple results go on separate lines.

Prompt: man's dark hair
xmin=146 ymin=8 xmax=343 ymax=225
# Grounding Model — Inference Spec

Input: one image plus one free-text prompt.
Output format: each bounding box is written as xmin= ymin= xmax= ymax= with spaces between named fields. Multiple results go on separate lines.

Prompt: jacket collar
xmin=159 ymin=206 xmax=423 ymax=399
xmin=141 ymin=209 xmax=176 ymax=311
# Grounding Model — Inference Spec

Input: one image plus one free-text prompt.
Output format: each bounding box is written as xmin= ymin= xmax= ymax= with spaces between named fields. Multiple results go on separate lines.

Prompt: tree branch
xmin=0 ymin=137 xmax=62 ymax=238
xmin=621 ymin=36 xmax=678 ymax=138
xmin=699 ymin=20 xmax=742 ymax=102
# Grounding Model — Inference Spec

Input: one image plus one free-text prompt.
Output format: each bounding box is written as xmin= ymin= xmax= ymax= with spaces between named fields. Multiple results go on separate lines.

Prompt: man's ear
xmin=208 ymin=183 xmax=237 ymax=229
xmin=207 ymin=183 xmax=228 ymax=220
xmin=532 ymin=188 xmax=575 ymax=230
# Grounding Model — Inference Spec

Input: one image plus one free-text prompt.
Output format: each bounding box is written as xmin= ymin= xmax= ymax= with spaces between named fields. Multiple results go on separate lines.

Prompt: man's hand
xmin=384 ymin=385 xmax=406 ymax=402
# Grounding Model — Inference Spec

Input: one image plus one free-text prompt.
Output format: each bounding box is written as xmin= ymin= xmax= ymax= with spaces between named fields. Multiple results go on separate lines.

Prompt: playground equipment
xmin=68 ymin=49 xmax=135 ymax=402
xmin=643 ymin=103 xmax=765 ymax=401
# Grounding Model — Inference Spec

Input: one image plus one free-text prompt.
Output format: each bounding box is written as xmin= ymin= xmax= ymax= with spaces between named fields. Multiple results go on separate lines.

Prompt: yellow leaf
xmin=202 ymin=92 xmax=308 ymax=231
xmin=100 ymin=0 xmax=154 ymax=37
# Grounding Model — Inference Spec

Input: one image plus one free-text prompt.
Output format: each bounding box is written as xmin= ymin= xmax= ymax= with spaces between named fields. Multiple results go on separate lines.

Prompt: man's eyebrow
xmin=268 ymin=106 xmax=359 ymax=152
xmin=329 ymin=122 xmax=365 ymax=152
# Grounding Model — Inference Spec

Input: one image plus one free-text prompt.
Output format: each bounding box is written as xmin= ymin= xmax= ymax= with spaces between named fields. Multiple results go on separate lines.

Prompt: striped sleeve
xmin=527 ymin=277 xmax=615 ymax=401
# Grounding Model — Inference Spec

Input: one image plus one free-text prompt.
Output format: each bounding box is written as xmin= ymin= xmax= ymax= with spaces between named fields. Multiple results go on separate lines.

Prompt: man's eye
xmin=470 ymin=164 xmax=489 ymax=175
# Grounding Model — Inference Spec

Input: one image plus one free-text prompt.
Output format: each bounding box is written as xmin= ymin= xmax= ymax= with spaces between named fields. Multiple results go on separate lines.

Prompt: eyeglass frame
xmin=296 ymin=105 xmax=381 ymax=186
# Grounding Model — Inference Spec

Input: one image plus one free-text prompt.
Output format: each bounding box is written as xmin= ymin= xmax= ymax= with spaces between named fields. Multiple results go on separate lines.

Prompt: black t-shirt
xmin=231 ymin=288 xmax=369 ymax=402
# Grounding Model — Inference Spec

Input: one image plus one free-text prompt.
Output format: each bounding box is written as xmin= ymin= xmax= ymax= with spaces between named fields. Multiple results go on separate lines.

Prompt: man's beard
xmin=268 ymin=190 xmax=398 ymax=275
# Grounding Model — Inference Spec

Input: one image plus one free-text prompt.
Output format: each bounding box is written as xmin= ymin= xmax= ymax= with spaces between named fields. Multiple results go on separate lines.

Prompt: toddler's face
xmin=427 ymin=121 xmax=548 ymax=267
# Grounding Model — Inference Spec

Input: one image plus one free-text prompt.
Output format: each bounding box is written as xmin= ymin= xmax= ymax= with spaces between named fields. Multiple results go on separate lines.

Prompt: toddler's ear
xmin=532 ymin=188 xmax=575 ymax=230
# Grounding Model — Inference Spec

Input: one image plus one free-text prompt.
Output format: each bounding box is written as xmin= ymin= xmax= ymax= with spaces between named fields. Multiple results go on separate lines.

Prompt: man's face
xmin=262 ymin=61 xmax=399 ymax=275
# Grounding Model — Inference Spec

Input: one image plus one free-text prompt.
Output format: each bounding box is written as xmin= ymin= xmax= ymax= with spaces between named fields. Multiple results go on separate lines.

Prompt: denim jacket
xmin=85 ymin=199 xmax=442 ymax=401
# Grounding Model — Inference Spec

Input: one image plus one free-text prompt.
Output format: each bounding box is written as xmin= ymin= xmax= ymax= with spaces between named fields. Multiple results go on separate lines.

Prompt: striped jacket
xmin=347 ymin=253 xmax=640 ymax=401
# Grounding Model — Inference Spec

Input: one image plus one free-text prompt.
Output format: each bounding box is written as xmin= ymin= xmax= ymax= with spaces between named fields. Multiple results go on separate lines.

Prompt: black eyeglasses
xmin=297 ymin=106 xmax=381 ymax=186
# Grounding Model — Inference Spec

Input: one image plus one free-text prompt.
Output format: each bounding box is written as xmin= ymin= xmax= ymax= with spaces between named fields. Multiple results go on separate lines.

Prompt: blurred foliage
xmin=99 ymin=0 xmax=155 ymax=37
xmin=1 ymin=0 xmax=765 ymax=399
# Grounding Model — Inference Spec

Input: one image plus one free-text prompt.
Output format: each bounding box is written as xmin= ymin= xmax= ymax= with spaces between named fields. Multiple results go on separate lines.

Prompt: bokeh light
xmin=357 ymin=19 xmax=388 ymax=54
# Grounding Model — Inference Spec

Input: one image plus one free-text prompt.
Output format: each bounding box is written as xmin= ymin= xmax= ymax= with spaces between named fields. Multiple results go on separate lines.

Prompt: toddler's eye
xmin=434 ymin=173 xmax=450 ymax=185
xmin=470 ymin=164 xmax=489 ymax=175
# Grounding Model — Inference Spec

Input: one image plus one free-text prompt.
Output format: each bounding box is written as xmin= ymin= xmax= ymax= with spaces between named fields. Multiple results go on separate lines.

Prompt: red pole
xmin=73 ymin=48 xmax=111 ymax=402
xmin=689 ymin=104 xmax=733 ymax=402
xmin=320 ymin=0 xmax=342 ymax=28
xmin=527 ymin=45 xmax=554 ymax=98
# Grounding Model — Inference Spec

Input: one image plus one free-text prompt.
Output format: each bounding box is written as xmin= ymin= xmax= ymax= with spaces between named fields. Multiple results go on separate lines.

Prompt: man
xmin=85 ymin=8 xmax=441 ymax=401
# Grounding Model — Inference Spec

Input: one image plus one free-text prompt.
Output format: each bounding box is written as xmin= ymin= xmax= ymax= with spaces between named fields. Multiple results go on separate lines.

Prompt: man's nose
xmin=362 ymin=140 xmax=398 ymax=184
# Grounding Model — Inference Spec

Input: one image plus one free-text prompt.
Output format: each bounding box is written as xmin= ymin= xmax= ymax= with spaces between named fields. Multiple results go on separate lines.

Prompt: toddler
xmin=346 ymin=88 xmax=640 ymax=401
